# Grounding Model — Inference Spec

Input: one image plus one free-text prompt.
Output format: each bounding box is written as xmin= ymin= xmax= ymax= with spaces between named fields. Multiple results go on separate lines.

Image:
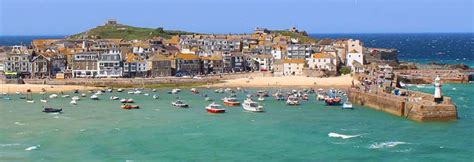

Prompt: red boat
xmin=222 ymin=97 xmax=240 ymax=106
xmin=325 ymin=97 xmax=342 ymax=106
xmin=121 ymin=104 xmax=140 ymax=109
xmin=206 ymin=103 xmax=225 ymax=113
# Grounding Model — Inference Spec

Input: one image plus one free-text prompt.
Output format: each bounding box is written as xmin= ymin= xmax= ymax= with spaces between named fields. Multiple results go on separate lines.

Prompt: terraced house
xmin=71 ymin=52 xmax=99 ymax=78
xmin=4 ymin=46 xmax=32 ymax=78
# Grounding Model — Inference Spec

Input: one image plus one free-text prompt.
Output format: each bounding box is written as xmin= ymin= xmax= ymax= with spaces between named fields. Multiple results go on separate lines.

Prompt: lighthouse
xmin=434 ymin=75 xmax=443 ymax=103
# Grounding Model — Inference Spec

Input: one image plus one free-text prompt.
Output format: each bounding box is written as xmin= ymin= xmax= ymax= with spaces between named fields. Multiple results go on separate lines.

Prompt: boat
xmin=81 ymin=93 xmax=87 ymax=97
xmin=222 ymin=97 xmax=240 ymax=106
xmin=42 ymin=107 xmax=62 ymax=113
xmin=26 ymin=100 xmax=35 ymax=103
xmin=342 ymin=101 xmax=353 ymax=109
xmin=40 ymin=93 xmax=48 ymax=103
xmin=286 ymin=96 xmax=300 ymax=106
xmin=134 ymin=90 xmax=142 ymax=94
xmin=117 ymin=88 xmax=124 ymax=92
xmin=204 ymin=97 xmax=213 ymax=101
xmin=71 ymin=96 xmax=80 ymax=101
xmin=110 ymin=96 xmax=119 ymax=100
xmin=316 ymin=93 xmax=327 ymax=101
xmin=302 ymin=94 xmax=309 ymax=101
xmin=171 ymin=88 xmax=180 ymax=94
xmin=144 ymin=93 xmax=149 ymax=96
xmin=49 ymin=94 xmax=58 ymax=99
xmin=399 ymin=81 xmax=406 ymax=88
xmin=70 ymin=100 xmax=77 ymax=105
xmin=214 ymin=88 xmax=224 ymax=93
xmin=120 ymin=98 xmax=134 ymax=103
xmin=257 ymin=96 xmax=265 ymax=101
xmin=171 ymin=100 xmax=189 ymax=108
xmin=95 ymin=91 xmax=103 ymax=95
xmin=107 ymin=89 xmax=113 ymax=93
xmin=128 ymin=91 xmax=135 ymax=94
xmin=152 ymin=89 xmax=157 ymax=92
xmin=325 ymin=97 xmax=342 ymax=106
xmin=242 ymin=98 xmax=264 ymax=112
xmin=256 ymin=90 xmax=269 ymax=97
xmin=26 ymin=89 xmax=34 ymax=103
xmin=190 ymin=88 xmax=199 ymax=94
xmin=121 ymin=104 xmax=140 ymax=110
xmin=90 ymin=95 xmax=99 ymax=100
xmin=73 ymin=89 xmax=79 ymax=94
xmin=61 ymin=95 xmax=70 ymax=98
xmin=153 ymin=94 xmax=159 ymax=99
xmin=205 ymin=103 xmax=225 ymax=113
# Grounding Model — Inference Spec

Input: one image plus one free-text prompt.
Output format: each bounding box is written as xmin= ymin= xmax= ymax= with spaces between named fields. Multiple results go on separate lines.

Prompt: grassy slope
xmin=68 ymin=24 xmax=195 ymax=40
xmin=270 ymin=30 xmax=317 ymax=43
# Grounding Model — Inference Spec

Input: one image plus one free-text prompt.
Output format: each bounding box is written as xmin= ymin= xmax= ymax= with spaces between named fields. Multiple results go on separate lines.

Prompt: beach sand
xmin=208 ymin=75 xmax=357 ymax=88
xmin=0 ymin=84 xmax=97 ymax=93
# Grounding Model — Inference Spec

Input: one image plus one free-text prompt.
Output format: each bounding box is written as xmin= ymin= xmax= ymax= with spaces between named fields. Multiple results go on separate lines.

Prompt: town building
xmin=71 ymin=52 xmax=99 ymax=78
xmin=283 ymin=58 xmax=305 ymax=76
xmin=147 ymin=54 xmax=172 ymax=77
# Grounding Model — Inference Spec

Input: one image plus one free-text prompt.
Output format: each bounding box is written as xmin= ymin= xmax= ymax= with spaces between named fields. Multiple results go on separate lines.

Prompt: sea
xmin=0 ymin=34 xmax=473 ymax=161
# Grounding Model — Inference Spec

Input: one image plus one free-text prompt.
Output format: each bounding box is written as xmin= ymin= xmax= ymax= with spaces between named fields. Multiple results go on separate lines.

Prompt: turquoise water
xmin=0 ymin=85 xmax=473 ymax=161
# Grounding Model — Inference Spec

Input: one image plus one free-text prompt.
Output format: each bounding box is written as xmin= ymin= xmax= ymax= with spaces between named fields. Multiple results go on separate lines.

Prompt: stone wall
xmin=348 ymin=88 xmax=457 ymax=122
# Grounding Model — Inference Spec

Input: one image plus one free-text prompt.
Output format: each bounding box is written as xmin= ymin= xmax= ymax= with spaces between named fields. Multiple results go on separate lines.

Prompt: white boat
xmin=128 ymin=91 xmax=135 ymax=94
xmin=172 ymin=100 xmax=189 ymax=108
xmin=95 ymin=91 xmax=103 ymax=95
xmin=121 ymin=98 xmax=134 ymax=103
xmin=49 ymin=94 xmax=58 ymax=99
xmin=134 ymin=90 xmax=142 ymax=94
xmin=399 ymin=81 xmax=406 ymax=88
xmin=40 ymin=99 xmax=48 ymax=103
xmin=61 ymin=95 xmax=70 ymax=98
xmin=286 ymin=96 xmax=300 ymax=106
xmin=316 ymin=93 xmax=326 ymax=101
xmin=342 ymin=101 xmax=353 ymax=109
xmin=171 ymin=89 xmax=179 ymax=94
xmin=144 ymin=93 xmax=149 ymax=96
xmin=26 ymin=100 xmax=35 ymax=103
xmin=110 ymin=96 xmax=119 ymax=100
xmin=90 ymin=95 xmax=99 ymax=100
xmin=107 ymin=89 xmax=113 ymax=92
xmin=72 ymin=96 xmax=80 ymax=101
xmin=153 ymin=94 xmax=159 ymax=99
xmin=257 ymin=96 xmax=265 ymax=101
xmin=206 ymin=103 xmax=225 ymax=113
xmin=242 ymin=98 xmax=264 ymax=112
xmin=204 ymin=97 xmax=213 ymax=101
xmin=152 ymin=89 xmax=157 ymax=92
xmin=70 ymin=100 xmax=77 ymax=105
xmin=81 ymin=93 xmax=87 ymax=97
xmin=16 ymin=91 xmax=21 ymax=95
xmin=117 ymin=88 xmax=124 ymax=92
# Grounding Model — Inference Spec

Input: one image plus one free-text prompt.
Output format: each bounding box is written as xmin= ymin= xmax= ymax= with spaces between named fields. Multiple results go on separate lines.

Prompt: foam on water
xmin=369 ymin=141 xmax=409 ymax=149
xmin=25 ymin=145 xmax=40 ymax=151
xmin=328 ymin=132 xmax=362 ymax=139
xmin=0 ymin=143 xmax=21 ymax=147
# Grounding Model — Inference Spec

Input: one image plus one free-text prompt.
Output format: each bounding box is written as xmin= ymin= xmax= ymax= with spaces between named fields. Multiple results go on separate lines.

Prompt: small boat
xmin=120 ymin=98 xmax=134 ymax=103
xmin=26 ymin=100 xmax=35 ymax=103
xmin=257 ymin=96 xmax=265 ymax=101
xmin=171 ymin=88 xmax=180 ymax=94
xmin=40 ymin=99 xmax=48 ymax=103
xmin=205 ymin=97 xmax=213 ymax=101
xmin=242 ymin=98 xmax=264 ymax=112
xmin=325 ymin=97 xmax=342 ymax=106
xmin=302 ymin=94 xmax=309 ymax=101
xmin=153 ymin=94 xmax=159 ymax=99
xmin=110 ymin=96 xmax=119 ymax=100
xmin=90 ymin=95 xmax=99 ymax=100
xmin=71 ymin=96 xmax=80 ymax=101
xmin=107 ymin=89 xmax=113 ymax=93
xmin=144 ymin=93 xmax=149 ymax=96
xmin=399 ymin=81 xmax=406 ymax=88
xmin=206 ymin=103 xmax=225 ymax=113
xmin=214 ymin=88 xmax=224 ymax=93
xmin=128 ymin=91 xmax=135 ymax=94
xmin=95 ymin=91 xmax=103 ymax=95
xmin=152 ymin=89 xmax=157 ymax=92
xmin=190 ymin=88 xmax=199 ymax=94
xmin=286 ymin=96 xmax=300 ymax=106
xmin=70 ymin=100 xmax=77 ymax=105
xmin=316 ymin=93 xmax=327 ymax=101
xmin=117 ymin=88 xmax=124 ymax=92
xmin=172 ymin=100 xmax=189 ymax=108
xmin=73 ymin=89 xmax=79 ymax=94
xmin=121 ymin=104 xmax=140 ymax=110
xmin=222 ymin=97 xmax=240 ymax=106
xmin=16 ymin=91 xmax=21 ymax=95
xmin=42 ymin=107 xmax=62 ymax=113
xmin=49 ymin=94 xmax=58 ymax=99
xmin=342 ymin=101 xmax=353 ymax=109
xmin=81 ymin=93 xmax=87 ymax=97
xmin=61 ymin=95 xmax=70 ymax=98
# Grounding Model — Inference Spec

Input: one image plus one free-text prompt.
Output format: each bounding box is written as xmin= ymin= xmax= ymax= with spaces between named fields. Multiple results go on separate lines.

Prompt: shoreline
xmin=0 ymin=84 xmax=97 ymax=93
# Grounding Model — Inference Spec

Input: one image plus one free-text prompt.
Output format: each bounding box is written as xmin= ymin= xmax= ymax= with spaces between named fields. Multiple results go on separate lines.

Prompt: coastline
xmin=206 ymin=75 xmax=356 ymax=88
xmin=0 ymin=84 xmax=97 ymax=93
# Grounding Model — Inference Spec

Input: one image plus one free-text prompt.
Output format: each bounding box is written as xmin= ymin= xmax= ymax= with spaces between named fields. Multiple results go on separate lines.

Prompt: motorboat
xmin=120 ymin=98 xmax=134 ymax=103
xmin=316 ymin=93 xmax=327 ymax=101
xmin=222 ymin=97 xmax=240 ymax=106
xmin=190 ymin=88 xmax=199 ymax=94
xmin=26 ymin=100 xmax=35 ymax=103
xmin=302 ymin=94 xmax=309 ymax=101
xmin=152 ymin=89 xmax=157 ymax=92
xmin=61 ymin=95 xmax=70 ymax=98
xmin=42 ymin=107 xmax=62 ymax=113
xmin=205 ymin=97 xmax=213 ymax=101
xmin=117 ymin=88 xmax=124 ymax=92
xmin=144 ymin=93 xmax=149 ymax=96
xmin=171 ymin=89 xmax=180 ymax=94
xmin=81 ymin=93 xmax=87 ymax=97
xmin=153 ymin=94 xmax=159 ymax=99
xmin=206 ymin=103 xmax=225 ymax=113
xmin=110 ymin=96 xmax=119 ymax=100
xmin=71 ymin=96 xmax=80 ymax=101
xmin=257 ymin=96 xmax=265 ymax=101
xmin=342 ymin=101 xmax=353 ymax=109
xmin=286 ymin=95 xmax=300 ymax=106
xmin=133 ymin=90 xmax=142 ymax=95
xmin=70 ymin=100 xmax=77 ymax=105
xmin=214 ymin=88 xmax=224 ymax=93
xmin=172 ymin=100 xmax=189 ymax=108
xmin=325 ymin=97 xmax=342 ymax=106
xmin=90 ymin=95 xmax=99 ymax=100
xmin=242 ymin=98 xmax=264 ymax=112
xmin=49 ymin=94 xmax=58 ymax=99
xmin=121 ymin=104 xmax=140 ymax=110
xmin=107 ymin=89 xmax=113 ymax=93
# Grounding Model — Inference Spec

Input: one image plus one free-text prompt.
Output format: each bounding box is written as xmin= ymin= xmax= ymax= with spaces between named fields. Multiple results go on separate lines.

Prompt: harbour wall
xmin=348 ymin=88 xmax=457 ymax=122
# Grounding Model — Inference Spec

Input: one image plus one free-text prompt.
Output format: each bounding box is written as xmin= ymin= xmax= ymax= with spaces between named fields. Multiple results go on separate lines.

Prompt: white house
xmin=271 ymin=46 xmax=284 ymax=60
xmin=283 ymin=58 xmax=305 ymax=76
xmin=306 ymin=53 xmax=337 ymax=72
xmin=97 ymin=51 xmax=123 ymax=78
xmin=346 ymin=49 xmax=364 ymax=73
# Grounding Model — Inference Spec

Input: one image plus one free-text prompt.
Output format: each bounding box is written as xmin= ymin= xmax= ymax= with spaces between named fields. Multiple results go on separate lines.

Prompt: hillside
xmin=68 ymin=24 xmax=195 ymax=40
xmin=270 ymin=30 xmax=317 ymax=43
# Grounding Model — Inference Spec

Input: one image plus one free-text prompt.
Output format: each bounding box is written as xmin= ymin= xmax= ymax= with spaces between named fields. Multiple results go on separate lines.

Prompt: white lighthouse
xmin=434 ymin=75 xmax=443 ymax=103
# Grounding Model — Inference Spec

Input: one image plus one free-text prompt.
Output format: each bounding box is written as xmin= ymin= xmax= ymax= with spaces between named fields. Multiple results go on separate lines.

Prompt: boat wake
xmin=328 ymin=132 xmax=362 ymax=139
xmin=369 ymin=141 xmax=409 ymax=149
xmin=14 ymin=121 xmax=25 ymax=126
xmin=25 ymin=145 xmax=40 ymax=151
xmin=0 ymin=143 xmax=21 ymax=147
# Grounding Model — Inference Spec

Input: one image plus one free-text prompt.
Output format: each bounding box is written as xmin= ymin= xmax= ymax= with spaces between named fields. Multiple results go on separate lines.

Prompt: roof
xmin=201 ymin=55 xmax=223 ymax=61
xmin=126 ymin=53 xmax=144 ymax=63
xmin=318 ymin=39 xmax=334 ymax=46
xmin=148 ymin=54 xmax=170 ymax=61
xmin=283 ymin=58 xmax=305 ymax=64
xmin=311 ymin=53 xmax=335 ymax=59
xmin=175 ymin=53 xmax=200 ymax=60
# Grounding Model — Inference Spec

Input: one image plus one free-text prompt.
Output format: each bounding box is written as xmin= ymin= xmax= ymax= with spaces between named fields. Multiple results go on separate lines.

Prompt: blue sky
xmin=1 ymin=0 xmax=473 ymax=35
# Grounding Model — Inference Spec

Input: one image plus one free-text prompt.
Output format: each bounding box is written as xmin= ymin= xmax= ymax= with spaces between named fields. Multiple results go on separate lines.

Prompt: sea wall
xmin=348 ymin=88 xmax=457 ymax=122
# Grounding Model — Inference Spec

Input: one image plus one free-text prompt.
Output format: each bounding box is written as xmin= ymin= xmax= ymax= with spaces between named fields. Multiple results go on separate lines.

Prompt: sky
xmin=0 ymin=0 xmax=473 ymax=35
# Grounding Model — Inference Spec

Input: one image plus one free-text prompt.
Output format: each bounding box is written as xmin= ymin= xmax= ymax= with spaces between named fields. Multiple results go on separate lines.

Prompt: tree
xmin=155 ymin=27 xmax=164 ymax=33
xmin=339 ymin=66 xmax=351 ymax=75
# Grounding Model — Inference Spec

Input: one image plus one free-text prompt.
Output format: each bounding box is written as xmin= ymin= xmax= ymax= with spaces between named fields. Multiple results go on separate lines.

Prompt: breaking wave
xmin=369 ymin=141 xmax=409 ymax=149
xmin=328 ymin=132 xmax=362 ymax=139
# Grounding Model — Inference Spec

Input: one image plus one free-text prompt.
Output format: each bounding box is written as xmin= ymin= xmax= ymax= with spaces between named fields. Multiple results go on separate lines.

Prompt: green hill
xmin=68 ymin=24 xmax=195 ymax=40
xmin=270 ymin=30 xmax=317 ymax=43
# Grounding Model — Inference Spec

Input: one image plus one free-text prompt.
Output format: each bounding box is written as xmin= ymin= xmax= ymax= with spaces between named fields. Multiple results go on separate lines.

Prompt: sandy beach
xmin=0 ymin=84 xmax=97 ymax=93
xmin=207 ymin=75 xmax=357 ymax=88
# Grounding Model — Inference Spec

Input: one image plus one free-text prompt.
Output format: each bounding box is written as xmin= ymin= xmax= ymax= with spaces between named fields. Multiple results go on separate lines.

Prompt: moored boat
xmin=90 ymin=95 xmax=99 ymax=100
xmin=121 ymin=104 xmax=140 ymax=109
xmin=120 ymin=98 xmax=134 ymax=103
xmin=286 ymin=95 xmax=300 ymax=106
xmin=49 ymin=94 xmax=58 ymax=99
xmin=172 ymin=100 xmax=189 ymax=108
xmin=342 ymin=101 xmax=353 ymax=109
xmin=222 ymin=97 xmax=240 ymax=106
xmin=242 ymin=98 xmax=264 ymax=112
xmin=206 ymin=103 xmax=225 ymax=113
xmin=190 ymin=88 xmax=199 ymax=94
xmin=153 ymin=94 xmax=159 ymax=99
xmin=42 ymin=107 xmax=62 ymax=113
xmin=325 ymin=97 xmax=342 ymax=106
xmin=70 ymin=100 xmax=77 ymax=105
xmin=110 ymin=96 xmax=119 ymax=100
xmin=204 ymin=97 xmax=213 ymax=101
